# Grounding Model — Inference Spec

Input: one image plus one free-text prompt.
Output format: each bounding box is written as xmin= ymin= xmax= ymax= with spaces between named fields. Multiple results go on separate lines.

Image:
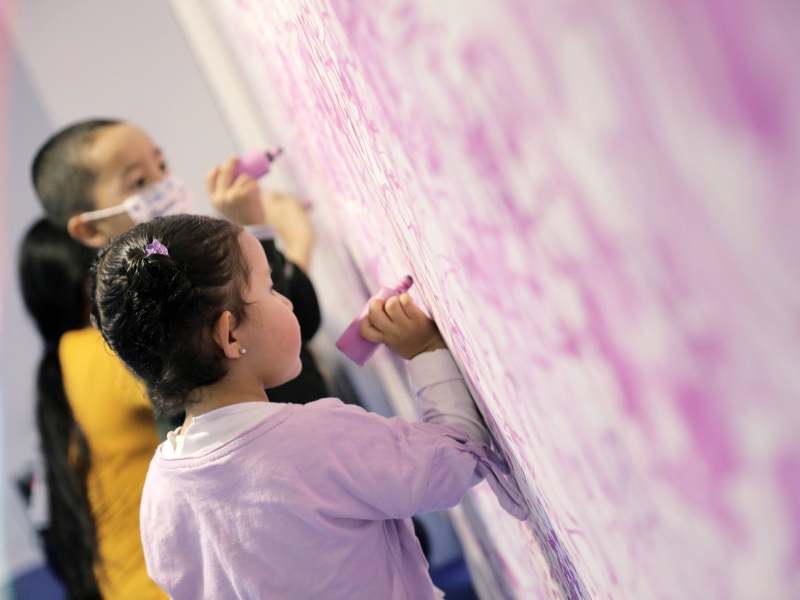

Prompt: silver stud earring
xmin=239 ymin=348 xmax=247 ymax=355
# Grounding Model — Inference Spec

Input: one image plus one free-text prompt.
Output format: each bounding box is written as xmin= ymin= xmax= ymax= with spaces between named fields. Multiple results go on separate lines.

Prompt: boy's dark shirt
xmin=259 ymin=239 xmax=328 ymax=404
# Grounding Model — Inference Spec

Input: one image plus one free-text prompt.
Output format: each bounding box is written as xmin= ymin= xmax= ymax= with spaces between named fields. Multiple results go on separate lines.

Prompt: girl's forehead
xmin=240 ymin=231 xmax=270 ymax=273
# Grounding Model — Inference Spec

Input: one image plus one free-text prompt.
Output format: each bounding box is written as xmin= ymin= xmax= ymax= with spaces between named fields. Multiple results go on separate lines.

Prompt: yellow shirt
xmin=59 ymin=328 xmax=167 ymax=600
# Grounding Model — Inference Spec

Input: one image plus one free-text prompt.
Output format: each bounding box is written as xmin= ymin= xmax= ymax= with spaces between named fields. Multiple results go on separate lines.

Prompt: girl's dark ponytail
xmin=93 ymin=215 xmax=249 ymax=415
xmin=19 ymin=218 xmax=102 ymax=599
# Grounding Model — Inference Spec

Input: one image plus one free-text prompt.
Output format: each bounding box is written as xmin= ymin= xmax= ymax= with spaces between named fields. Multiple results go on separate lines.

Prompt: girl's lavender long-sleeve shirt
xmin=140 ymin=350 xmax=528 ymax=599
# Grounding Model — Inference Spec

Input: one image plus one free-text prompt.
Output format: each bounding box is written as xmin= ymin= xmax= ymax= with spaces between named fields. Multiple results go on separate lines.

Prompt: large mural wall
xmin=205 ymin=0 xmax=800 ymax=598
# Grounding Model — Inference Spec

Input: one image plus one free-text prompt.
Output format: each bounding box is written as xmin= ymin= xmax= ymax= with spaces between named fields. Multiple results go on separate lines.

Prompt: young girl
xmin=32 ymin=118 xmax=327 ymax=404
xmin=19 ymin=218 xmax=167 ymax=599
xmin=91 ymin=214 xmax=528 ymax=599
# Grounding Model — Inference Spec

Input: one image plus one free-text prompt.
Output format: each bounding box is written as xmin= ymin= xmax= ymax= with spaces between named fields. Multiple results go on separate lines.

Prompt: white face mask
xmin=79 ymin=173 xmax=196 ymax=224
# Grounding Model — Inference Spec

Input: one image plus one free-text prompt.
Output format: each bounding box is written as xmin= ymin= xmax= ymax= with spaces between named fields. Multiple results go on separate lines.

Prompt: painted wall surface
xmin=207 ymin=0 xmax=800 ymax=598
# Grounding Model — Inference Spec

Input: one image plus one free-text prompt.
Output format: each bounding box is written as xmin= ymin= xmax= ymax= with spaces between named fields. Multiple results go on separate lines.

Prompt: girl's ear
xmin=212 ymin=310 xmax=244 ymax=359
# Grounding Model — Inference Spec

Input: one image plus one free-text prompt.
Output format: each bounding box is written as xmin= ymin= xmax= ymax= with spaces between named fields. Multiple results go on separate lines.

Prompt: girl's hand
xmin=361 ymin=293 xmax=447 ymax=359
xmin=205 ymin=157 xmax=266 ymax=226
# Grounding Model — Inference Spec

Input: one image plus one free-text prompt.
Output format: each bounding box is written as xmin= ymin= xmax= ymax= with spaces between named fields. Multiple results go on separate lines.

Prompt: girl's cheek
xmin=278 ymin=294 xmax=293 ymax=311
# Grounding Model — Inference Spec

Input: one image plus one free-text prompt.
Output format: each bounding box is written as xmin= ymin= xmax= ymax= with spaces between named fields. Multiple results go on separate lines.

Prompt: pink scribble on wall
xmin=207 ymin=0 xmax=800 ymax=598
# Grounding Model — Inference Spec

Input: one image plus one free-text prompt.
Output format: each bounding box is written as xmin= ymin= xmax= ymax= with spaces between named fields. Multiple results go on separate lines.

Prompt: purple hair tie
xmin=145 ymin=239 xmax=169 ymax=256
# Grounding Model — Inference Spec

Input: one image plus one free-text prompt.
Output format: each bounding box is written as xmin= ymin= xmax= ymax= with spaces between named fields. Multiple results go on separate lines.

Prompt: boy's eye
xmin=131 ymin=177 xmax=146 ymax=190
xmin=159 ymin=161 xmax=168 ymax=172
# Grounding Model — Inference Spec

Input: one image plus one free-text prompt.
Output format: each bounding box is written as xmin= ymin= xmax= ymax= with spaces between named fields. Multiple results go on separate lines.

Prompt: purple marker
xmin=336 ymin=276 xmax=414 ymax=365
xmin=232 ymin=148 xmax=283 ymax=179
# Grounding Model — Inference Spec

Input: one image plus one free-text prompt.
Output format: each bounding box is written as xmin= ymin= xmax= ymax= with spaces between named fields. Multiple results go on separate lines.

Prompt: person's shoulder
xmin=284 ymin=398 xmax=381 ymax=435
xmin=285 ymin=398 xmax=424 ymax=449
xmin=60 ymin=326 xmax=145 ymax=396
xmin=59 ymin=327 xmax=110 ymax=375
xmin=59 ymin=326 xmax=103 ymax=353
xmin=293 ymin=397 xmax=368 ymax=417
xmin=139 ymin=445 xmax=185 ymax=526
xmin=303 ymin=397 xmax=347 ymax=409
xmin=141 ymin=445 xmax=171 ymax=492
xmin=60 ymin=327 xmax=120 ymax=367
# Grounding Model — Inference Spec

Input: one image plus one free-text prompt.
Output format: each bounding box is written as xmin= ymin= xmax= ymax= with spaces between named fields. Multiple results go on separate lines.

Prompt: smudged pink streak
xmin=208 ymin=0 xmax=800 ymax=598
xmin=776 ymin=454 xmax=800 ymax=573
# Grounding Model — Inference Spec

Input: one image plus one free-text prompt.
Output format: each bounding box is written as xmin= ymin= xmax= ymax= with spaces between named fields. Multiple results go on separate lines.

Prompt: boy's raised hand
xmin=205 ymin=156 xmax=266 ymax=226
xmin=361 ymin=293 xmax=447 ymax=360
xmin=262 ymin=191 xmax=314 ymax=272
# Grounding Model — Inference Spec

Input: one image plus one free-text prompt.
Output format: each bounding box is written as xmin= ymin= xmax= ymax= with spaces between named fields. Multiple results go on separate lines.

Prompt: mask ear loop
xmin=78 ymin=174 xmax=194 ymax=224
xmin=78 ymin=202 xmax=130 ymax=222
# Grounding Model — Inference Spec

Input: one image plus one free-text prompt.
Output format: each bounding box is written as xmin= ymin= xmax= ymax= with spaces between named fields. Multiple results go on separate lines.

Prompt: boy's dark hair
xmin=32 ymin=119 xmax=122 ymax=225
xmin=18 ymin=218 xmax=102 ymax=598
xmin=91 ymin=214 xmax=250 ymax=414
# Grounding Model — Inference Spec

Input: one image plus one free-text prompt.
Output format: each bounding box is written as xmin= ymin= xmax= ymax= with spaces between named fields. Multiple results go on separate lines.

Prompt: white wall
xmin=2 ymin=0 xmax=237 ymax=581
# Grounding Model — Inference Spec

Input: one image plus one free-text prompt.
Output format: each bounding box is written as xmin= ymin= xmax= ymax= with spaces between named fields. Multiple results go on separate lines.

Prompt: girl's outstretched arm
xmin=348 ymin=293 xmax=528 ymax=520
xmin=302 ymin=398 xmax=528 ymax=521
xmin=362 ymin=293 xmax=489 ymax=444
xmin=408 ymin=348 xmax=490 ymax=446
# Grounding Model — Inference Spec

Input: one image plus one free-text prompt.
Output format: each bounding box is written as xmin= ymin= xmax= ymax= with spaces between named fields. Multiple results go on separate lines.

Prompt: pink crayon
xmin=335 ymin=276 xmax=414 ymax=365
xmin=232 ymin=148 xmax=283 ymax=179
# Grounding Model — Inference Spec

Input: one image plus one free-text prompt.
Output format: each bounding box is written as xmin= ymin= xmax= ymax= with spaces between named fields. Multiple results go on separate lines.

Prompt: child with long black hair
xmin=19 ymin=218 xmax=166 ymax=599
xmin=92 ymin=214 xmax=528 ymax=600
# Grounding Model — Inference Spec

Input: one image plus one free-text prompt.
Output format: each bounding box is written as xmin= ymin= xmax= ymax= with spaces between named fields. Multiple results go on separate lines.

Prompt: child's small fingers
xmin=401 ymin=294 xmax=428 ymax=321
xmin=384 ymin=296 xmax=411 ymax=323
xmin=368 ymin=297 xmax=385 ymax=312
xmin=360 ymin=318 xmax=384 ymax=343
xmin=204 ymin=168 xmax=219 ymax=195
xmin=366 ymin=298 xmax=393 ymax=330
xmin=243 ymin=178 xmax=260 ymax=197
xmin=232 ymin=173 xmax=255 ymax=187
xmin=397 ymin=293 xmax=417 ymax=319
xmin=228 ymin=174 xmax=255 ymax=199
xmin=215 ymin=157 xmax=238 ymax=195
